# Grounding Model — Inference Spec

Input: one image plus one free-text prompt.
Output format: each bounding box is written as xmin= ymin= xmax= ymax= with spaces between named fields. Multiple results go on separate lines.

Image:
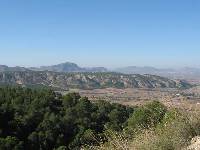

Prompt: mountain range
xmin=0 ymin=62 xmax=108 ymax=73
xmin=0 ymin=65 xmax=27 ymax=72
xmin=30 ymin=62 xmax=108 ymax=72
xmin=1 ymin=62 xmax=200 ymax=81
xmin=114 ymin=66 xmax=200 ymax=81
xmin=0 ymin=71 xmax=191 ymax=90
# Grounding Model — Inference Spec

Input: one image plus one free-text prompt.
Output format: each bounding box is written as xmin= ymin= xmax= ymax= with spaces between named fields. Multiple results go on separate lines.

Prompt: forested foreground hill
xmin=0 ymin=71 xmax=192 ymax=90
xmin=0 ymin=87 xmax=199 ymax=150
xmin=0 ymin=87 xmax=134 ymax=150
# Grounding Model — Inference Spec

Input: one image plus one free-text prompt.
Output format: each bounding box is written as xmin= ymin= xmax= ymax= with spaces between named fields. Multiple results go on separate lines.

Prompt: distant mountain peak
xmin=30 ymin=62 xmax=108 ymax=73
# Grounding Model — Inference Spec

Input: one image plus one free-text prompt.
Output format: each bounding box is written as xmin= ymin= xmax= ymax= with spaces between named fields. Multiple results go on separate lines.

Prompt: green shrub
xmin=131 ymin=109 xmax=200 ymax=150
xmin=128 ymin=101 xmax=167 ymax=130
xmin=0 ymin=136 xmax=23 ymax=150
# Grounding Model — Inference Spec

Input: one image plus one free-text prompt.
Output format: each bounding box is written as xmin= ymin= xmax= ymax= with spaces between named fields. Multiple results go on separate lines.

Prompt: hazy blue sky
xmin=0 ymin=0 xmax=200 ymax=68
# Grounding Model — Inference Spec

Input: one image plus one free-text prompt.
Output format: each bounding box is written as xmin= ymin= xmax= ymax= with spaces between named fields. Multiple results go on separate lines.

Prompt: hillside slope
xmin=0 ymin=71 xmax=191 ymax=90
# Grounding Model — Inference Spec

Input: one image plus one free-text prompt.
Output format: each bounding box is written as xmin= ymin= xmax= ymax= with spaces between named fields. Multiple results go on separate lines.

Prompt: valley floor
xmin=62 ymin=86 xmax=200 ymax=112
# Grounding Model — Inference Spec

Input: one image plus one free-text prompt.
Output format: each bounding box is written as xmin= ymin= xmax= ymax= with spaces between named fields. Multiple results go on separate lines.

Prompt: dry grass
xmin=82 ymin=130 xmax=130 ymax=150
xmin=129 ymin=110 xmax=200 ymax=150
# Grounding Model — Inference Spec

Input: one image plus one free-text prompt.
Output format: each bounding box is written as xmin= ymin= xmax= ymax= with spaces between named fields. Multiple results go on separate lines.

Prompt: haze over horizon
xmin=0 ymin=0 xmax=200 ymax=68
xmin=1 ymin=61 xmax=200 ymax=70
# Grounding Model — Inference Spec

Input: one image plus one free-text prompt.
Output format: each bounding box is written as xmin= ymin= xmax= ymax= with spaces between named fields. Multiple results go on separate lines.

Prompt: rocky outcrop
xmin=187 ymin=136 xmax=200 ymax=150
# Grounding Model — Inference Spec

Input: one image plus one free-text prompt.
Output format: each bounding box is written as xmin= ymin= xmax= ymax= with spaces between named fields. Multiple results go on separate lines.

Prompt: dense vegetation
xmin=0 ymin=87 xmax=133 ymax=150
xmin=0 ymin=86 xmax=199 ymax=150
